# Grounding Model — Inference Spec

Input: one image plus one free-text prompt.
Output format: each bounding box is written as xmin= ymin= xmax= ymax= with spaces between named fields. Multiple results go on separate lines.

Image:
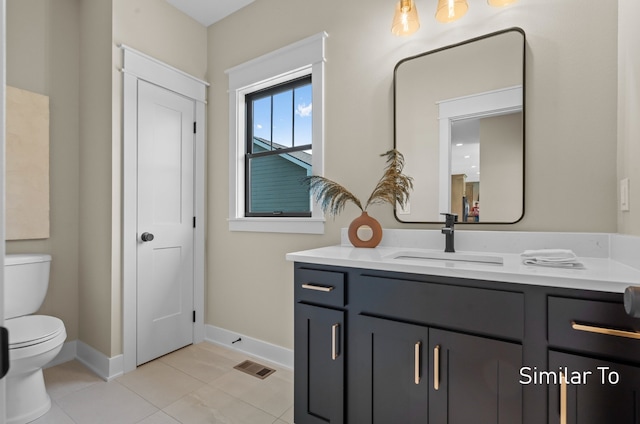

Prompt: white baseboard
xmin=46 ymin=340 xmax=123 ymax=381
xmin=76 ymin=341 xmax=123 ymax=381
xmin=43 ymin=327 xmax=292 ymax=381
xmin=205 ymin=324 xmax=293 ymax=370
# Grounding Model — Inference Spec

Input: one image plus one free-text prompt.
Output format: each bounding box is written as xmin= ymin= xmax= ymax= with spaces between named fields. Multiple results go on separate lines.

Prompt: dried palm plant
xmin=304 ymin=149 xmax=413 ymax=218
xmin=364 ymin=149 xmax=413 ymax=210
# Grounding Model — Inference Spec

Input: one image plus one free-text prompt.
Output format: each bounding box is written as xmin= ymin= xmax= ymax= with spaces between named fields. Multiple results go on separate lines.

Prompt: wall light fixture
xmin=435 ymin=0 xmax=469 ymax=23
xmin=391 ymin=0 xmax=421 ymax=36
xmin=393 ymin=0 xmax=517 ymax=35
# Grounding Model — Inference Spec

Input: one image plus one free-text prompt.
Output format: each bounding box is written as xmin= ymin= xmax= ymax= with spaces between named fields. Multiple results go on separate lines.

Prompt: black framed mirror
xmin=394 ymin=28 xmax=525 ymax=224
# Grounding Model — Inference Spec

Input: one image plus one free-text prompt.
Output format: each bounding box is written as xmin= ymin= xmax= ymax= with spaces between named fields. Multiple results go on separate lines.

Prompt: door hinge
xmin=193 ymin=216 xmax=196 ymax=228
xmin=193 ymin=310 xmax=196 ymax=323
xmin=193 ymin=122 xmax=196 ymax=134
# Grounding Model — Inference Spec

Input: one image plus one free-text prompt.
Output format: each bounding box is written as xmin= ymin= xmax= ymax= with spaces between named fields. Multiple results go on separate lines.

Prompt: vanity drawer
xmin=352 ymin=275 xmax=524 ymax=341
xmin=548 ymin=296 xmax=640 ymax=364
xmin=295 ymin=268 xmax=346 ymax=307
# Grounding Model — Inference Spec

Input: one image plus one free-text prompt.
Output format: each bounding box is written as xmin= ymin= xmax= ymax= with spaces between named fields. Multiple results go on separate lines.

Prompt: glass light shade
xmin=391 ymin=0 xmax=420 ymax=36
xmin=435 ymin=0 xmax=469 ymax=23
xmin=488 ymin=0 xmax=517 ymax=6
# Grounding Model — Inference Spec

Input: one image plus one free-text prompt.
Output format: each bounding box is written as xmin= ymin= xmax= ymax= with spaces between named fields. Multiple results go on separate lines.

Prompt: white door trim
xmin=436 ymin=85 xmax=523 ymax=215
xmin=121 ymin=46 xmax=207 ymax=373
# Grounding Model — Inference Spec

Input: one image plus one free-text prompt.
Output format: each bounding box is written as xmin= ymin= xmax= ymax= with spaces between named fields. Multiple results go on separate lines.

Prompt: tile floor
xmin=33 ymin=342 xmax=294 ymax=424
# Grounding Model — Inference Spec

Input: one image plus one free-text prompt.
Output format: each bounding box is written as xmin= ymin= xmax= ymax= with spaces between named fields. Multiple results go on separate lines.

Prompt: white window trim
xmin=226 ymin=32 xmax=327 ymax=234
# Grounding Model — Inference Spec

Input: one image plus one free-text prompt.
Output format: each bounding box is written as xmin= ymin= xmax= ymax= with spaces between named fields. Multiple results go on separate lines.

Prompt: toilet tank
xmin=4 ymin=254 xmax=52 ymax=319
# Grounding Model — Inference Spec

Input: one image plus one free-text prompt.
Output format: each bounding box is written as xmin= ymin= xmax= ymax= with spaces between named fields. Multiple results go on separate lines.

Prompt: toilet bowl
xmin=4 ymin=254 xmax=67 ymax=424
xmin=5 ymin=315 xmax=66 ymax=424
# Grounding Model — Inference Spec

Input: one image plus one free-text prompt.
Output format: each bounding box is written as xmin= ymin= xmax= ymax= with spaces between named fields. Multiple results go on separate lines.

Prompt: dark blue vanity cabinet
xmin=547 ymin=351 xmax=640 ymax=424
xmin=547 ymin=297 xmax=640 ymax=424
xmin=295 ymin=303 xmax=345 ymax=424
xmin=293 ymin=262 xmax=640 ymax=424
xmin=351 ymin=317 xmax=522 ymax=424
xmin=294 ymin=268 xmax=346 ymax=424
xmin=349 ymin=272 xmax=524 ymax=424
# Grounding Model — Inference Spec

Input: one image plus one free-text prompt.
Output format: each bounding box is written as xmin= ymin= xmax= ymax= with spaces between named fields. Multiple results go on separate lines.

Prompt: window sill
xmin=228 ymin=217 xmax=325 ymax=234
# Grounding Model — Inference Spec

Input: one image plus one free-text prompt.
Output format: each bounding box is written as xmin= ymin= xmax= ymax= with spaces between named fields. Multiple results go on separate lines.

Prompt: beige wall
xmin=78 ymin=0 xmax=114 ymax=356
xmin=480 ymin=113 xmax=523 ymax=222
xmin=617 ymin=0 xmax=640 ymax=236
xmin=112 ymin=0 xmax=207 ymax=79
xmin=207 ymin=0 xmax=619 ymax=349
xmin=6 ymin=0 xmax=80 ymax=342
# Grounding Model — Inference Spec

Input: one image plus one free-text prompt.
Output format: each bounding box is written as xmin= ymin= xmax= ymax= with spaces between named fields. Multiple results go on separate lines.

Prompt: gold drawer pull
xmin=414 ymin=341 xmax=421 ymax=384
xmin=571 ymin=321 xmax=640 ymax=339
xmin=434 ymin=345 xmax=441 ymax=391
xmin=560 ymin=372 xmax=567 ymax=424
xmin=331 ymin=323 xmax=340 ymax=360
xmin=301 ymin=283 xmax=335 ymax=292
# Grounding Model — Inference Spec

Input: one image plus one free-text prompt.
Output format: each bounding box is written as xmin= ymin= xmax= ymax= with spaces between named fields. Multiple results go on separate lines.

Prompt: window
xmin=245 ymin=76 xmax=313 ymax=217
xmin=227 ymin=32 xmax=327 ymax=234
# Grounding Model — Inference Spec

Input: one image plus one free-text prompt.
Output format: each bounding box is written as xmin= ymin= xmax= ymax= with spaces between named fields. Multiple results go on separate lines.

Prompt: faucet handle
xmin=440 ymin=213 xmax=458 ymax=226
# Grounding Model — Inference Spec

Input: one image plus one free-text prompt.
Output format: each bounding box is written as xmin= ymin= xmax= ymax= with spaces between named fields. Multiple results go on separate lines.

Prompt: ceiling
xmin=165 ymin=0 xmax=255 ymax=27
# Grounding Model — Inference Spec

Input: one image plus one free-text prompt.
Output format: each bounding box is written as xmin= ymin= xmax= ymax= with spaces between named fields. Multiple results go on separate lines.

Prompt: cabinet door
xmin=548 ymin=350 xmax=640 ymax=424
xmin=351 ymin=315 xmax=430 ymax=424
xmin=429 ymin=329 xmax=523 ymax=424
xmin=294 ymin=303 xmax=344 ymax=424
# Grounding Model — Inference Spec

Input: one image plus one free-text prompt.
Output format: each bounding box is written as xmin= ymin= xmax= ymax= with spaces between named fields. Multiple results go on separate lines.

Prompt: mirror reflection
xmin=394 ymin=28 xmax=525 ymax=223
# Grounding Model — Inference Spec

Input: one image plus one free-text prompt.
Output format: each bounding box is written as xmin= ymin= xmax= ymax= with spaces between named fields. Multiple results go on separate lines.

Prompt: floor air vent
xmin=233 ymin=360 xmax=276 ymax=379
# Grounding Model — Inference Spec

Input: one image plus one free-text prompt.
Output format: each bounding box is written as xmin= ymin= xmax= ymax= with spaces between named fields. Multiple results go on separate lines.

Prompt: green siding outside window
xmin=249 ymin=143 xmax=311 ymax=214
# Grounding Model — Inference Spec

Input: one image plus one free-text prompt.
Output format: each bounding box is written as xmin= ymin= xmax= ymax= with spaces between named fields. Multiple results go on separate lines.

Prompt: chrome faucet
xmin=440 ymin=213 xmax=457 ymax=253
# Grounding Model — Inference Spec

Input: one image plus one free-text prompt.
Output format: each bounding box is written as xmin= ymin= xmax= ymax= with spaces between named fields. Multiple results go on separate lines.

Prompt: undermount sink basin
xmin=388 ymin=250 xmax=504 ymax=265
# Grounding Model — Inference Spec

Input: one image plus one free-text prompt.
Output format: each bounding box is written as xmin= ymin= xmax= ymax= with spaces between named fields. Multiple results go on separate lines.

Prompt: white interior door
xmin=136 ymin=80 xmax=195 ymax=365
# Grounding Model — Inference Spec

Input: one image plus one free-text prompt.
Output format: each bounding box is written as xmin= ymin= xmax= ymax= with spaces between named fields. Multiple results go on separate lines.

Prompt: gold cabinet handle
xmin=331 ymin=323 xmax=339 ymax=360
xmin=560 ymin=372 xmax=567 ymax=424
xmin=434 ymin=345 xmax=441 ymax=391
xmin=571 ymin=321 xmax=640 ymax=339
xmin=301 ymin=283 xmax=334 ymax=292
xmin=414 ymin=341 xmax=421 ymax=384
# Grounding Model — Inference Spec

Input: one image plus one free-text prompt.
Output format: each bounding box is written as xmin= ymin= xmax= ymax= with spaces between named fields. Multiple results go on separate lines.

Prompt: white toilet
xmin=4 ymin=254 xmax=67 ymax=424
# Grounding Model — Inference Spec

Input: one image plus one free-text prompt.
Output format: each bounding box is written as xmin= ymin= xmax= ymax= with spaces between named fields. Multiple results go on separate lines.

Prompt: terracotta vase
xmin=348 ymin=211 xmax=383 ymax=248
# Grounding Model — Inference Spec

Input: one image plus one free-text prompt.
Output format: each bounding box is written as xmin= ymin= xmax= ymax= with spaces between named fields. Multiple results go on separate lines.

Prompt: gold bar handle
xmin=434 ymin=345 xmax=440 ymax=391
xmin=331 ymin=323 xmax=339 ymax=360
xmin=560 ymin=372 xmax=567 ymax=424
xmin=414 ymin=341 xmax=421 ymax=384
xmin=302 ymin=283 xmax=334 ymax=292
xmin=571 ymin=321 xmax=640 ymax=339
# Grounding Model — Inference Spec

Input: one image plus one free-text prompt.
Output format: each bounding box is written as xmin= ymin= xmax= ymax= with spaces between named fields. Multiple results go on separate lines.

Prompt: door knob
xmin=141 ymin=232 xmax=155 ymax=242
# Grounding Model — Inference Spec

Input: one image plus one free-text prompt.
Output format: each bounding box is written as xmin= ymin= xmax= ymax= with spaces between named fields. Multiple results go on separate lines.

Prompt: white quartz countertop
xmin=286 ymin=244 xmax=640 ymax=293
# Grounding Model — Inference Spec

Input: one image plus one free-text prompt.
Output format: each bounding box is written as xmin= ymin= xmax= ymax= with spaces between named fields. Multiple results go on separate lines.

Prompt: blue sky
xmin=253 ymin=84 xmax=312 ymax=148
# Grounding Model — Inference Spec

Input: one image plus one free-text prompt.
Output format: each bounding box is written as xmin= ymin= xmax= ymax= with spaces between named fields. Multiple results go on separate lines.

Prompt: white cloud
xmin=295 ymin=102 xmax=312 ymax=117
xmin=256 ymin=124 xmax=263 ymax=129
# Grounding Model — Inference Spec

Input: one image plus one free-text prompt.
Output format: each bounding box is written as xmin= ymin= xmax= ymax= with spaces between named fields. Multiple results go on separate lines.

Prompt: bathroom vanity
xmin=287 ymin=232 xmax=640 ymax=424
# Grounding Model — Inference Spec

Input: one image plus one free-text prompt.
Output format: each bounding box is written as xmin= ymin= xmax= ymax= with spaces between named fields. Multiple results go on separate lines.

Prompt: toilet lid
xmin=5 ymin=315 xmax=65 ymax=349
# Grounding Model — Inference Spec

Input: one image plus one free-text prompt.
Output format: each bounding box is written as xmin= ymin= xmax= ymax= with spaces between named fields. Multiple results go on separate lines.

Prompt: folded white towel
xmin=520 ymin=249 xmax=585 ymax=269
xmin=521 ymin=249 xmax=576 ymax=259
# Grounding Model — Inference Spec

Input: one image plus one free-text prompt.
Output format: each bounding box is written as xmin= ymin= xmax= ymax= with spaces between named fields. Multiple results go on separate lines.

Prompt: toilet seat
xmin=5 ymin=315 xmax=66 ymax=349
